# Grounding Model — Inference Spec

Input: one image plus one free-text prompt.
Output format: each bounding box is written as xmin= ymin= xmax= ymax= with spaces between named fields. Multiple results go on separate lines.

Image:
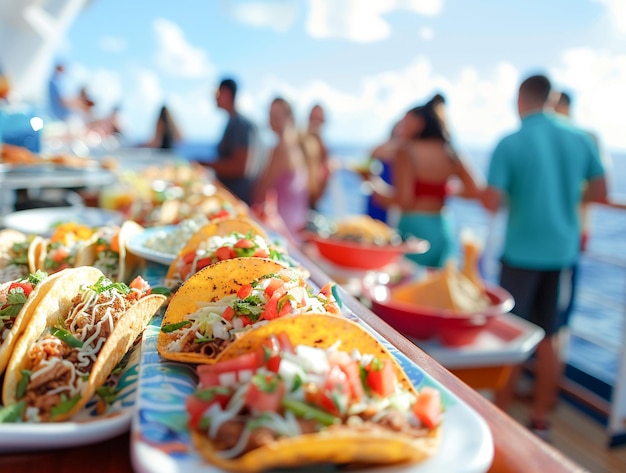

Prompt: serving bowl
xmin=303 ymin=232 xmax=429 ymax=270
xmin=365 ymin=281 xmax=514 ymax=347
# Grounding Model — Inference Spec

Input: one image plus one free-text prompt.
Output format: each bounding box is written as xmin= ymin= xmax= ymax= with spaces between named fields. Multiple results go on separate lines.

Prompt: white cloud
xmin=306 ymin=0 xmax=443 ymax=42
xmin=594 ymin=0 xmax=626 ymax=34
xmin=550 ymin=47 xmax=626 ymax=152
xmin=221 ymin=0 xmax=299 ymax=32
xmin=98 ymin=35 xmax=126 ymax=53
xmin=152 ymin=18 xmax=214 ymax=78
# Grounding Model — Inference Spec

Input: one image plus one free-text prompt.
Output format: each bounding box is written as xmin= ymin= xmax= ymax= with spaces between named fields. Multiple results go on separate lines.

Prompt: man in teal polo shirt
xmin=481 ymin=74 xmax=608 ymax=440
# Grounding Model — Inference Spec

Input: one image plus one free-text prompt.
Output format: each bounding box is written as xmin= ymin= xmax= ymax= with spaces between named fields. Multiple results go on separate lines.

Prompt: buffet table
xmin=0 ymin=244 xmax=585 ymax=473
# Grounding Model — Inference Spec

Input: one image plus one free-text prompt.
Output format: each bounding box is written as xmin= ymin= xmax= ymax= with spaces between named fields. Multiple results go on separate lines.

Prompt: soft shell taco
xmin=79 ymin=220 xmax=144 ymax=282
xmin=0 ymin=229 xmax=40 ymax=284
xmin=2 ymin=266 xmax=166 ymax=422
xmin=31 ymin=222 xmax=99 ymax=274
xmin=158 ymin=258 xmax=340 ymax=364
xmin=164 ymin=217 xmax=306 ymax=290
xmin=186 ymin=314 xmax=443 ymax=472
xmin=0 ymin=271 xmax=60 ymax=375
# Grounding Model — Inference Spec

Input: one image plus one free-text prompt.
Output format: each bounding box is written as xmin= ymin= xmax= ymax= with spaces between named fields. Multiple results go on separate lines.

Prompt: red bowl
xmin=365 ymin=282 xmax=514 ymax=347
xmin=304 ymin=233 xmax=429 ymax=270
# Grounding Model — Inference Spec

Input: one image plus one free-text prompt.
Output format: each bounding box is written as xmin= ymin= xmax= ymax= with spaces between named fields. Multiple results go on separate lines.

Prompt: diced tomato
xmin=234 ymin=238 xmax=255 ymax=249
xmin=8 ymin=281 xmax=34 ymax=298
xmin=319 ymin=282 xmax=334 ymax=299
xmin=253 ymin=249 xmax=269 ymax=258
xmin=129 ymin=276 xmax=151 ymax=293
xmin=210 ymin=209 xmax=231 ymax=220
xmin=237 ymin=283 xmax=253 ymax=299
xmin=197 ymin=351 xmax=264 ymax=387
xmin=181 ymin=251 xmax=197 ymax=264
xmin=222 ymin=306 xmax=235 ymax=321
xmin=186 ymin=390 xmax=230 ymax=429
xmin=275 ymin=332 xmax=294 ymax=354
xmin=262 ymin=333 xmax=295 ymax=370
xmin=245 ymin=375 xmax=285 ymax=413
xmin=317 ymin=365 xmax=350 ymax=416
xmin=215 ymin=246 xmax=235 ymax=261
xmin=366 ymin=358 xmax=396 ymax=398
xmin=237 ymin=314 xmax=253 ymax=326
xmin=51 ymin=247 xmax=69 ymax=263
xmin=264 ymin=277 xmax=285 ymax=296
xmin=262 ymin=291 xmax=284 ymax=320
xmin=412 ymin=387 xmax=443 ymax=429
xmin=327 ymin=351 xmax=364 ymax=401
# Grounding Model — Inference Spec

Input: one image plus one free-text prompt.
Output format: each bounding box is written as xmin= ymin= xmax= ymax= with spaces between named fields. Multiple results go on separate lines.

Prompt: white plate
xmin=131 ymin=316 xmax=494 ymax=473
xmin=126 ymin=226 xmax=178 ymax=266
xmin=1 ymin=206 xmax=123 ymax=236
xmin=0 ymin=336 xmax=141 ymax=452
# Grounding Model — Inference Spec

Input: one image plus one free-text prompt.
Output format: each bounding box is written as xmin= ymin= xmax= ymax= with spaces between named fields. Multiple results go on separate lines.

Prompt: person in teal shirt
xmin=481 ymin=74 xmax=608 ymax=440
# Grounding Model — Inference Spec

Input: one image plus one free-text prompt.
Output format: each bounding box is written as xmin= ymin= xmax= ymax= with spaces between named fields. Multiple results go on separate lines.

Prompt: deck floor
xmin=505 ymin=396 xmax=626 ymax=473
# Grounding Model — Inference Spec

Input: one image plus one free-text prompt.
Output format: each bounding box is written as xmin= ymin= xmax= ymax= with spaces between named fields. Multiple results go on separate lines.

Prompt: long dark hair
xmin=406 ymin=94 xmax=450 ymax=143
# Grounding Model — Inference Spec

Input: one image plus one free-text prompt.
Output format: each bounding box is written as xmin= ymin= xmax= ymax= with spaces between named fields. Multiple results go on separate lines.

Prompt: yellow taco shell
xmin=158 ymin=257 xmax=297 ymax=364
xmin=2 ymin=266 xmax=166 ymax=419
xmin=191 ymin=314 xmax=441 ymax=472
xmin=165 ymin=217 xmax=269 ymax=283
xmin=0 ymin=271 xmax=64 ymax=375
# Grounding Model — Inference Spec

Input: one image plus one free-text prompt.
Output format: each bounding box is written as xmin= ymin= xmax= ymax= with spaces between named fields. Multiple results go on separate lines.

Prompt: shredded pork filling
xmin=22 ymin=286 xmax=144 ymax=420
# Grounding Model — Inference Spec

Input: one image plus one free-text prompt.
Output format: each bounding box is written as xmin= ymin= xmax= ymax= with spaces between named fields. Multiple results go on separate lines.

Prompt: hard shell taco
xmin=186 ymin=314 xmax=443 ymax=472
xmin=0 ymin=229 xmax=40 ymax=284
xmin=31 ymin=222 xmax=99 ymax=274
xmin=78 ymin=220 xmax=144 ymax=282
xmin=0 ymin=270 xmax=60 ymax=375
xmin=164 ymin=217 xmax=306 ymax=290
xmin=2 ymin=266 xmax=166 ymax=422
xmin=158 ymin=258 xmax=340 ymax=364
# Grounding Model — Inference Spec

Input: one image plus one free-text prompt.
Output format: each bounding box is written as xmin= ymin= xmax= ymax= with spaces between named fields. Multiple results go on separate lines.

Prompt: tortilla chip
xmin=190 ymin=314 xmax=441 ymax=472
xmin=390 ymin=262 xmax=490 ymax=312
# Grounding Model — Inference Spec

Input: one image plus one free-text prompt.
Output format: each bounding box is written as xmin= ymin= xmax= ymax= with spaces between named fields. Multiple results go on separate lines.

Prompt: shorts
xmin=499 ymin=261 xmax=571 ymax=336
xmin=397 ymin=210 xmax=456 ymax=268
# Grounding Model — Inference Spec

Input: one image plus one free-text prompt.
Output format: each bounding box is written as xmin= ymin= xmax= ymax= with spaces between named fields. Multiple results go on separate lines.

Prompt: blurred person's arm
xmin=205 ymin=145 xmax=250 ymax=178
xmin=449 ymin=148 xmax=485 ymax=199
xmin=480 ymin=186 xmax=503 ymax=214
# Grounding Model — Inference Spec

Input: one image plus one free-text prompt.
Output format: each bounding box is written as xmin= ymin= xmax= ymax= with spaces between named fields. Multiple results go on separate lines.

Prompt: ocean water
xmin=178 ymin=141 xmax=626 ymax=388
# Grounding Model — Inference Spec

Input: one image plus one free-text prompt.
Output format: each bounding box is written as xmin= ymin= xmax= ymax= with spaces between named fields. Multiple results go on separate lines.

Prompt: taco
xmin=0 ymin=229 xmax=40 ymax=284
xmin=2 ymin=266 xmax=166 ymax=422
xmin=0 ymin=270 xmax=60 ymax=375
xmin=186 ymin=314 xmax=443 ymax=472
xmin=31 ymin=222 xmax=99 ymax=274
xmin=164 ymin=217 xmax=306 ymax=290
xmin=158 ymin=258 xmax=340 ymax=364
xmin=79 ymin=220 xmax=144 ymax=282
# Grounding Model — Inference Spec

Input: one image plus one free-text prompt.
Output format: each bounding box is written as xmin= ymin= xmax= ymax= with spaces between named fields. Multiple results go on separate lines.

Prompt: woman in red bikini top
xmin=390 ymin=96 xmax=482 ymax=213
xmin=369 ymin=95 xmax=483 ymax=267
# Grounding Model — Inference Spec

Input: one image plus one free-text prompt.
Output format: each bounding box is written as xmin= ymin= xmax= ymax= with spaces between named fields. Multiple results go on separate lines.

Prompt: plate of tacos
xmin=0 ymin=266 xmax=167 ymax=451
xmin=131 ymin=260 xmax=494 ymax=473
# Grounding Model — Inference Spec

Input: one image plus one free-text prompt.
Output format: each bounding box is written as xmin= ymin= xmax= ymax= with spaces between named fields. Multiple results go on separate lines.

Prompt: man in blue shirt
xmin=481 ymin=74 xmax=608 ymax=439
xmin=201 ymin=78 xmax=259 ymax=205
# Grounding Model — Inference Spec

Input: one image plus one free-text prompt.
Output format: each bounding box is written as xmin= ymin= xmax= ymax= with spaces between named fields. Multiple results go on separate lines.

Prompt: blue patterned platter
xmin=0 ymin=337 xmax=141 ymax=452
xmin=131 ymin=314 xmax=495 ymax=473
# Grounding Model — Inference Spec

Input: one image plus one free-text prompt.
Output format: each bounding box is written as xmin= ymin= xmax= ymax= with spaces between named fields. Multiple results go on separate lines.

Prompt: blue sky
xmin=7 ymin=0 xmax=626 ymax=153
